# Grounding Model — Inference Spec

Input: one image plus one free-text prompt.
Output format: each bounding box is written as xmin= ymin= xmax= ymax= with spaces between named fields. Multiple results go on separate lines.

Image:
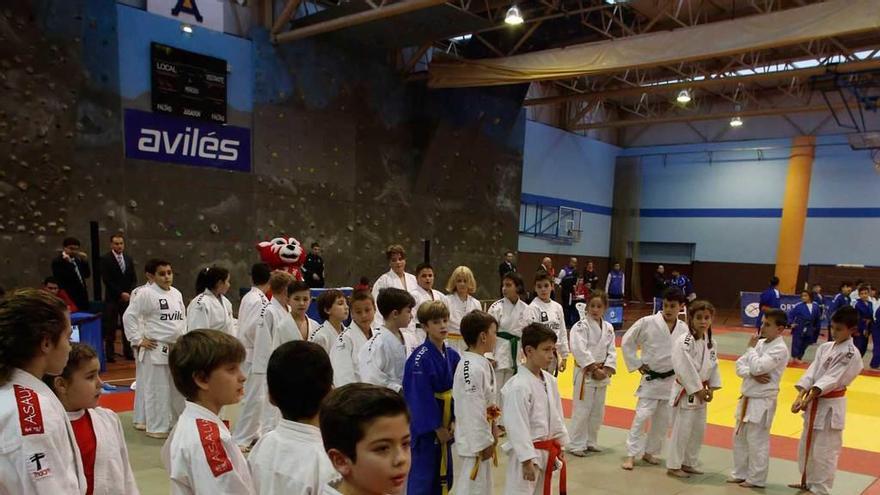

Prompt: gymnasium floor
xmin=100 ymin=305 xmax=880 ymax=494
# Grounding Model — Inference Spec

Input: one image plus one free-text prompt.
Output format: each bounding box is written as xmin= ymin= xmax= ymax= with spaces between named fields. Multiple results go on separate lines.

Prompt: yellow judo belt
xmin=470 ymin=406 xmax=501 ymax=481
xmin=497 ymin=331 xmax=520 ymax=372
xmin=435 ymin=390 xmax=453 ymax=495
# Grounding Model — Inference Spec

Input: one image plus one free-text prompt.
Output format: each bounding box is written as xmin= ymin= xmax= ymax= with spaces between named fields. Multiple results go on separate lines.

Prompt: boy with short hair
xmin=728 ymin=308 xmax=790 ymax=488
xmin=122 ymin=259 xmax=186 ymax=438
xmin=290 ymin=281 xmax=320 ymax=341
xmin=163 ymin=329 xmax=252 ymax=494
xmin=790 ymin=290 xmax=821 ymax=363
xmin=788 ymin=306 xmax=863 ymax=495
xmin=330 ymin=290 xmax=376 ymax=386
xmin=501 ymin=323 xmax=569 ymax=495
xmin=44 ymin=343 xmax=139 ymax=494
xmin=853 ymin=284 xmax=872 ymax=355
xmin=0 ymin=289 xmax=86 ymax=493
xmin=407 ymin=263 xmax=446 ymax=355
xmin=529 ymin=271 xmax=569 ymax=375
xmin=321 ymin=383 xmax=412 ymax=495
xmin=238 ymin=263 xmax=272 ymax=376
xmin=756 ymin=277 xmax=781 ymax=330
xmin=402 ymin=301 xmax=461 ymax=495
xmin=826 ymin=282 xmax=852 ymax=341
xmin=620 ymin=288 xmax=689 ymax=470
xmin=124 ymin=258 xmax=159 ymax=431
xmin=248 ymin=341 xmax=338 ymax=494
xmin=359 ymin=288 xmax=415 ymax=392
xmin=310 ymin=289 xmax=350 ymax=354
xmin=452 ymin=310 xmax=500 ymax=495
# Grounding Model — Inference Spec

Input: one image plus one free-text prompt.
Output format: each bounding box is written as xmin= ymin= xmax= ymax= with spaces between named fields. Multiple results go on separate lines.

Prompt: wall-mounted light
xmin=730 ymin=116 xmax=744 ymax=127
xmin=505 ymin=5 xmax=524 ymax=25
xmin=676 ymin=89 xmax=692 ymax=104
xmin=181 ymin=23 xmax=193 ymax=34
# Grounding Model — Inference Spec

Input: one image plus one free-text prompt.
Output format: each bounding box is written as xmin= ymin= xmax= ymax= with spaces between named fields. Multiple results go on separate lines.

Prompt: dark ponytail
xmin=195 ymin=265 xmax=230 ymax=295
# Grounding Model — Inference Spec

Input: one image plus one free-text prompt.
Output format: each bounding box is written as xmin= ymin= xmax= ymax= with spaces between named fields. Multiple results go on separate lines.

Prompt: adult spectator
xmin=100 ymin=232 xmax=137 ymax=362
xmin=42 ymin=276 xmax=78 ymax=312
xmin=558 ymin=257 xmax=579 ymax=327
xmin=303 ymin=242 xmax=326 ymax=288
xmin=653 ymin=265 xmax=667 ymax=298
xmin=582 ymin=260 xmax=600 ymax=291
xmin=539 ymin=257 xmax=555 ymax=279
xmin=756 ymin=276 xmax=781 ymax=329
xmin=50 ymin=236 xmax=91 ymax=311
xmin=498 ymin=251 xmax=517 ymax=280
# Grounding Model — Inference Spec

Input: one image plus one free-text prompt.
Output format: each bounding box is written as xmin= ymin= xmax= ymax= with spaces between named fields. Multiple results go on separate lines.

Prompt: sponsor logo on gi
xmin=29 ymin=452 xmax=51 ymax=480
xmin=161 ymin=311 xmax=184 ymax=321
xmin=159 ymin=298 xmax=169 ymax=310
xmin=124 ymin=109 xmax=251 ymax=172
xmin=744 ymin=302 xmax=760 ymax=318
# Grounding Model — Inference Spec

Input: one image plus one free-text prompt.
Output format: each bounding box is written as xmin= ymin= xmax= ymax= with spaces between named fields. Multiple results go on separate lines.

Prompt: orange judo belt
xmin=735 ymin=396 xmax=750 ymax=436
xmin=673 ymin=380 xmax=709 ymax=408
xmin=469 ymin=406 xmax=501 ymax=481
xmin=533 ymin=439 xmax=566 ymax=495
xmin=801 ymin=388 xmax=847 ymax=488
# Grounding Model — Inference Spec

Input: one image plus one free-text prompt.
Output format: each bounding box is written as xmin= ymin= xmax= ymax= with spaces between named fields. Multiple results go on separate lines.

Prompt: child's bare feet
xmin=621 ymin=456 xmax=634 ymax=470
xmin=667 ymin=469 xmax=690 ymax=478
xmin=642 ymin=453 xmax=661 ymax=465
xmin=739 ymin=481 xmax=762 ymax=488
xmin=726 ymin=478 xmax=746 ymax=483
xmin=682 ymin=465 xmax=704 ymax=474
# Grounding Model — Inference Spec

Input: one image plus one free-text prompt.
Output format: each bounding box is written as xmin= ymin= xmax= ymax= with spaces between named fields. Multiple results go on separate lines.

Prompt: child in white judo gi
xmin=501 ymin=323 xmax=569 ymax=495
xmin=122 ymin=259 xmax=186 ymax=439
xmin=359 ymin=288 xmax=415 ymax=392
xmin=489 ymin=271 xmax=536 ymax=391
xmin=444 ymin=265 xmax=482 ymax=355
xmin=45 ymin=343 xmax=138 ymax=494
xmin=185 ymin=265 xmax=235 ymax=335
xmin=788 ymin=305 xmax=863 ymax=495
xmin=728 ymin=308 xmax=790 ymax=488
xmin=310 ymin=289 xmax=350 ymax=354
xmin=372 ymin=244 xmax=419 ymax=328
xmin=248 ymin=341 xmax=339 ymax=494
xmin=452 ymin=310 xmax=501 ymax=495
xmin=666 ymin=300 xmax=721 ymax=478
xmin=321 ymin=383 xmax=412 ymax=495
xmin=529 ymin=271 xmax=569 ymax=376
xmin=0 ymin=289 xmax=86 ymax=494
xmin=567 ymin=290 xmax=617 ymax=456
xmin=620 ymin=287 xmax=688 ymax=470
xmin=330 ymin=289 xmax=376 ymax=386
xmin=124 ymin=258 xmax=158 ymax=432
xmin=290 ymin=280 xmax=320 ymax=342
xmin=162 ymin=329 xmax=253 ymax=494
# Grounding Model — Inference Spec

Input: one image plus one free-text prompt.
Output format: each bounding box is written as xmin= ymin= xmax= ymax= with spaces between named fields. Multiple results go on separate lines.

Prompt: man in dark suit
xmin=100 ymin=233 xmax=137 ymax=361
xmin=302 ymin=242 xmax=326 ymax=288
xmin=498 ymin=251 xmax=517 ymax=280
xmin=51 ymin=236 xmax=91 ymax=312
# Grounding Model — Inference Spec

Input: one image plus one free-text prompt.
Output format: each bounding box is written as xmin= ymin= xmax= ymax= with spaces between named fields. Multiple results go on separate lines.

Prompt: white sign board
xmin=148 ymin=0 xmax=224 ymax=32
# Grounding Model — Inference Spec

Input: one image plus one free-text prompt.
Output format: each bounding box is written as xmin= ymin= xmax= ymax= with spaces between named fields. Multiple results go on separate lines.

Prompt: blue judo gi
xmin=872 ymin=306 xmax=880 ymax=369
xmin=790 ymin=301 xmax=820 ymax=359
xmin=756 ymin=287 xmax=781 ymax=329
xmin=825 ymin=293 xmax=852 ymax=341
xmin=853 ymin=299 xmax=873 ymax=356
xmin=402 ymin=341 xmax=461 ymax=495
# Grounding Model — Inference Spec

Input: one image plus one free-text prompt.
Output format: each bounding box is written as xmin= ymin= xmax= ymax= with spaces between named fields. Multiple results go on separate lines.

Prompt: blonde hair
xmin=269 ymin=271 xmax=294 ymax=295
xmin=417 ymin=300 xmax=450 ymax=326
xmin=445 ymin=266 xmax=477 ymax=294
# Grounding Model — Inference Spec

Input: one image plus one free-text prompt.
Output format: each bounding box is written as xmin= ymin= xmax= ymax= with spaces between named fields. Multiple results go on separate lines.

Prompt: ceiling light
xmin=181 ymin=23 xmax=193 ymax=34
xmin=605 ymin=0 xmax=628 ymax=4
xmin=730 ymin=116 xmax=743 ymax=127
xmin=676 ymin=89 xmax=691 ymax=103
xmin=505 ymin=5 xmax=524 ymax=25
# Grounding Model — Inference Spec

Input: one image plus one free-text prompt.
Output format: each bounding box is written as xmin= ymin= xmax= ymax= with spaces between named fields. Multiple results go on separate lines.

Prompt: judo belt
xmin=497 ymin=331 xmax=520 ymax=372
xmin=434 ymin=389 xmax=453 ymax=495
xmin=735 ymin=396 xmax=749 ymax=436
xmin=673 ymin=380 xmax=709 ymax=408
xmin=470 ymin=406 xmax=502 ymax=481
xmin=800 ymin=388 xmax=847 ymax=488
xmin=446 ymin=333 xmax=464 ymax=340
xmin=577 ymin=367 xmax=596 ymax=401
xmin=644 ymin=369 xmax=675 ymax=381
xmin=533 ymin=439 xmax=566 ymax=495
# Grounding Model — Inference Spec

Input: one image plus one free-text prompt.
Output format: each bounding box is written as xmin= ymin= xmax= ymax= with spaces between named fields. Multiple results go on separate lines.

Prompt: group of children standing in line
xmin=0 ymin=242 xmax=866 ymax=495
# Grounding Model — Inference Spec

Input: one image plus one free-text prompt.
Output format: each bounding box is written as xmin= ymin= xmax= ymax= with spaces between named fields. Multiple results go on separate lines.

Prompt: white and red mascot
xmin=256 ymin=236 xmax=307 ymax=281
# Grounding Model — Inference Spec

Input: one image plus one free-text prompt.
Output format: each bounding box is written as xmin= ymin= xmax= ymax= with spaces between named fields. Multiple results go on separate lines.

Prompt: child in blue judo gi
xmin=853 ymin=284 xmax=873 ymax=356
xmin=790 ymin=290 xmax=821 ymax=363
xmin=402 ymin=300 xmax=461 ymax=495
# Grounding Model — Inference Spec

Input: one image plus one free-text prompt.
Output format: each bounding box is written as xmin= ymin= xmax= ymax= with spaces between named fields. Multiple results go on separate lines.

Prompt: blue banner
xmin=123 ymin=108 xmax=251 ymax=172
xmin=740 ymin=291 xmax=833 ymax=328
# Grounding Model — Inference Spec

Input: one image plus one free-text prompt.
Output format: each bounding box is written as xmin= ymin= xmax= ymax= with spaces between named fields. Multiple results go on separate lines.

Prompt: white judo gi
xmin=185 ymin=289 xmax=235 ymax=336
xmin=452 ymin=351 xmax=498 ymax=495
xmin=371 ymin=269 xmax=419 ymax=327
xmin=500 ymin=368 xmax=569 ymax=495
xmin=122 ymin=284 xmax=187 ymax=435
xmin=444 ymin=293 xmax=481 ymax=355
xmin=488 ymin=298 xmax=536 ymax=390
xmin=68 ymin=407 xmax=139 ymax=495
xmin=309 ymin=321 xmax=344 ymax=355
xmin=731 ymin=336 xmax=789 ymax=487
xmin=358 ymin=326 xmax=407 ymax=392
xmin=230 ymin=288 xmax=269 ymax=448
xmin=620 ymin=312 xmax=688 ymax=458
xmin=568 ymin=316 xmax=617 ymax=452
xmin=124 ymin=282 xmax=151 ymax=429
xmin=666 ymin=332 xmax=721 ymax=471
xmin=248 ymin=419 xmax=339 ymax=495
xmin=529 ymin=298 xmax=570 ymax=375
xmin=0 ymin=369 xmax=86 ymax=495
xmin=162 ymin=401 xmax=254 ymax=495
xmin=794 ymin=338 xmax=863 ymax=495
xmin=329 ymin=322 xmax=373 ymax=387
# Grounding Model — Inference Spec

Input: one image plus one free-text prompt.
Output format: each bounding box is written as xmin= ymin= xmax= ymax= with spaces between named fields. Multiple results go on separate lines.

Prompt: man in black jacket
xmin=51 ymin=237 xmax=91 ymax=312
xmin=99 ymin=233 xmax=137 ymax=361
xmin=498 ymin=251 xmax=517 ymax=279
xmin=302 ymin=242 xmax=326 ymax=288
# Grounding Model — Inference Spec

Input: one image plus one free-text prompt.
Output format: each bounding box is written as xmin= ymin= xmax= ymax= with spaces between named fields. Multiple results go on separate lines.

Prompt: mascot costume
xmin=256 ymin=236 xmax=307 ymax=281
